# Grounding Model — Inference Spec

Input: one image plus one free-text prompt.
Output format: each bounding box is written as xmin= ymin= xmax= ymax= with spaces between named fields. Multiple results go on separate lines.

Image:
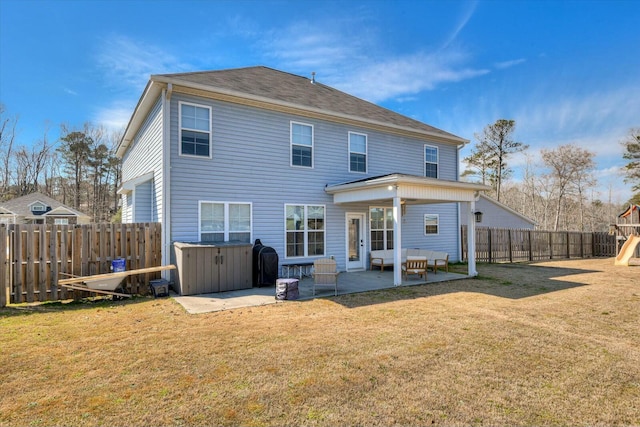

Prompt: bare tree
xmin=541 ymin=144 xmax=596 ymax=231
xmin=0 ymin=104 xmax=18 ymax=200
xmin=621 ymin=127 xmax=640 ymax=200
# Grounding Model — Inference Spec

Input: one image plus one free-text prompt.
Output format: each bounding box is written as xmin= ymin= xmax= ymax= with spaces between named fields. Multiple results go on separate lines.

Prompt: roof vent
xmin=310 ymin=72 xmax=316 ymax=84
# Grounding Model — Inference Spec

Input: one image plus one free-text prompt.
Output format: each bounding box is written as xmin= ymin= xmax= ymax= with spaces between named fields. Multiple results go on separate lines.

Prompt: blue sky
xmin=1 ymin=0 xmax=639 ymax=202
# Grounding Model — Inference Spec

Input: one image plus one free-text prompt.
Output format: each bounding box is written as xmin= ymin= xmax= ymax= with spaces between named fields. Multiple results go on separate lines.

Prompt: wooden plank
xmin=99 ymin=223 xmax=108 ymax=275
xmin=57 ymin=265 xmax=176 ymax=285
xmin=59 ymin=225 xmax=69 ymax=299
xmin=25 ymin=226 xmax=35 ymax=303
xmin=49 ymin=225 xmax=59 ymax=300
xmin=58 ymin=283 xmax=131 ymax=298
xmin=81 ymin=225 xmax=90 ymax=277
xmin=38 ymin=224 xmax=47 ymax=302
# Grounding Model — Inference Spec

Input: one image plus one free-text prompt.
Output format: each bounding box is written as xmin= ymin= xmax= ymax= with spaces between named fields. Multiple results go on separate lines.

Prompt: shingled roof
xmin=152 ymin=66 xmax=463 ymax=142
xmin=0 ymin=192 xmax=89 ymax=218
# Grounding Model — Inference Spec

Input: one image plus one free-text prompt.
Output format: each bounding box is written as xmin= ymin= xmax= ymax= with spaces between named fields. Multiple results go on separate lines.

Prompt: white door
xmin=346 ymin=213 xmax=366 ymax=270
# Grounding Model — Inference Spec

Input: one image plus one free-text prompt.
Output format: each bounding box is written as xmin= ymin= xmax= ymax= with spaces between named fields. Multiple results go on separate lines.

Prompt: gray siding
xmin=461 ymin=196 xmax=535 ymax=229
xmin=166 ymin=93 xmax=464 ymax=268
xmin=121 ymin=97 xmax=164 ymax=223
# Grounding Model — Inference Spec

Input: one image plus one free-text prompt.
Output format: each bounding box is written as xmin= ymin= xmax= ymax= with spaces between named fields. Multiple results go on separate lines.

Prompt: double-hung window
xmin=370 ymin=207 xmax=394 ymax=250
xmin=180 ymin=102 xmax=212 ymax=158
xmin=424 ymin=145 xmax=438 ymax=178
xmin=424 ymin=214 xmax=439 ymax=235
xmin=291 ymin=122 xmax=313 ymax=167
xmin=349 ymin=132 xmax=367 ymax=173
xmin=200 ymin=201 xmax=252 ymax=243
xmin=285 ymin=204 xmax=325 ymax=257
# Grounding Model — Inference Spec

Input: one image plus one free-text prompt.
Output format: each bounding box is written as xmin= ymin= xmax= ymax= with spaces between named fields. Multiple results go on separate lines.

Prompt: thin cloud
xmin=441 ymin=0 xmax=478 ymax=50
xmin=63 ymin=87 xmax=78 ymax=96
xmin=261 ymin=21 xmax=488 ymax=103
xmin=494 ymin=58 xmax=526 ymax=70
xmin=336 ymin=51 xmax=490 ymax=103
xmin=95 ymin=34 xmax=191 ymax=90
xmin=93 ymin=103 xmax=134 ymax=134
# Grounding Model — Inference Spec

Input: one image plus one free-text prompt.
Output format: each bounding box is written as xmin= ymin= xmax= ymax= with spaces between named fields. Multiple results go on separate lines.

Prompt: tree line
xmin=463 ymin=119 xmax=640 ymax=232
xmin=0 ymin=104 xmax=122 ymax=222
xmin=2 ymin=103 xmax=639 ymax=231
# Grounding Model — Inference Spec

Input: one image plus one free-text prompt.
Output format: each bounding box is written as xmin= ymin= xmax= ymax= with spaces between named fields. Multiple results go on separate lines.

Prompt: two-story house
xmin=117 ymin=66 xmax=488 ymax=287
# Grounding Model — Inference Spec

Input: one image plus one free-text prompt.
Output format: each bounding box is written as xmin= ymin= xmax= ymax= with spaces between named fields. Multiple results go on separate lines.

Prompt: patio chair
xmin=312 ymin=258 xmax=339 ymax=296
xmin=401 ymin=256 xmax=427 ymax=281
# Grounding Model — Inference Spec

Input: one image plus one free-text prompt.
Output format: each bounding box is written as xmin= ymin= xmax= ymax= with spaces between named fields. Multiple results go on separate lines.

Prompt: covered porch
xmin=325 ymin=173 xmax=491 ymax=286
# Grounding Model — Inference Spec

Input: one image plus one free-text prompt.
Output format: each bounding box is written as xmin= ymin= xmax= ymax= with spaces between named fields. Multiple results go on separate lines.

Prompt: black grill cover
xmin=253 ymin=239 xmax=279 ymax=287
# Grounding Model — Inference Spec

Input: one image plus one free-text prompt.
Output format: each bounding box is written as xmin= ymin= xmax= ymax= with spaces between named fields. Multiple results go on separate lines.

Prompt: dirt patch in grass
xmin=1 ymin=258 xmax=639 ymax=426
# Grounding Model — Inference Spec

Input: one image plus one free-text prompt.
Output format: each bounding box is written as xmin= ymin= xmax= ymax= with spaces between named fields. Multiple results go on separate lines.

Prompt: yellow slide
xmin=614 ymin=234 xmax=640 ymax=266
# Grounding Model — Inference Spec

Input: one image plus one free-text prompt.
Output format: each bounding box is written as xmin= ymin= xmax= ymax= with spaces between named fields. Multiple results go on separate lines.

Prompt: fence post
xmin=566 ymin=232 xmax=570 ymax=258
xmin=488 ymin=228 xmax=492 ymax=263
xmin=528 ymin=230 xmax=533 ymax=262
xmin=549 ymin=232 xmax=553 ymax=259
xmin=0 ymin=224 xmax=7 ymax=307
xmin=508 ymin=229 xmax=513 ymax=262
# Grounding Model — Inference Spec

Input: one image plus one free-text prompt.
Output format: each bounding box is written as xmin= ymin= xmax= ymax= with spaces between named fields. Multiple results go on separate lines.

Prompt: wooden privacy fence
xmin=1 ymin=223 xmax=163 ymax=307
xmin=461 ymin=226 xmax=617 ymax=263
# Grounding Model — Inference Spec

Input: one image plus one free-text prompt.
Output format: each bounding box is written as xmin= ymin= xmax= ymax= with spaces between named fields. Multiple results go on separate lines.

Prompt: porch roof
xmin=325 ymin=173 xmax=490 ymax=204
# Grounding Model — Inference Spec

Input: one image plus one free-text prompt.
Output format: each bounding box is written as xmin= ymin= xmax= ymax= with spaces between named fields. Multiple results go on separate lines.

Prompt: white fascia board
xmin=116 ymin=81 xmax=165 ymax=158
xmin=117 ymin=171 xmax=154 ymax=195
xmin=326 ymin=174 xmax=491 ymax=204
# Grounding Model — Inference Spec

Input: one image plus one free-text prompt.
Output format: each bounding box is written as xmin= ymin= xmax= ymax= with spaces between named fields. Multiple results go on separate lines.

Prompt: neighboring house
xmin=117 ymin=66 xmax=489 ymax=286
xmin=460 ymin=194 xmax=536 ymax=229
xmin=0 ymin=192 xmax=91 ymax=225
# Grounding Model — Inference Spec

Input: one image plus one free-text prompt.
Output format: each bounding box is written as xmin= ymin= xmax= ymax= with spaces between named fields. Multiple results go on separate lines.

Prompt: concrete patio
xmin=172 ymin=268 xmax=468 ymax=314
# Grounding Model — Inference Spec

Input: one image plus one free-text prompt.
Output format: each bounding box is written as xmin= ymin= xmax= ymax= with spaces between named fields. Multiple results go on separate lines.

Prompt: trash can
xmin=275 ymin=278 xmax=299 ymax=300
xmin=111 ymin=258 xmax=126 ymax=272
xmin=149 ymin=279 xmax=170 ymax=298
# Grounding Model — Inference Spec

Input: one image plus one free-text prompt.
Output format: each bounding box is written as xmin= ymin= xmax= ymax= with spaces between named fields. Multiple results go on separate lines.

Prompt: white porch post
xmin=466 ymin=200 xmax=478 ymax=277
xmin=393 ymin=196 xmax=402 ymax=286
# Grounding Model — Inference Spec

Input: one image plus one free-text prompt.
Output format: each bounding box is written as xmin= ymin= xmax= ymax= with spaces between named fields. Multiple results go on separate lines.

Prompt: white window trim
xmin=369 ymin=206 xmax=394 ymax=251
xmin=284 ymin=204 xmax=326 ymax=259
xmin=198 ymin=201 xmax=253 ymax=242
xmin=30 ymin=202 xmax=46 ymax=212
xmin=348 ymin=131 xmax=368 ymax=173
xmin=290 ymin=121 xmax=314 ymax=168
xmin=54 ymin=218 xmax=69 ymax=225
xmin=424 ymin=213 xmax=440 ymax=236
xmin=179 ymin=101 xmax=213 ymax=159
xmin=424 ymin=144 xmax=439 ymax=178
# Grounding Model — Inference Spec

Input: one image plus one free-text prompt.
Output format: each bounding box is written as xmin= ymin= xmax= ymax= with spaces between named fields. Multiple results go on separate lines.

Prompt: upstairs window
xmin=200 ymin=201 xmax=252 ymax=243
xmin=180 ymin=102 xmax=212 ymax=158
xmin=424 ymin=145 xmax=438 ymax=178
xmin=291 ymin=122 xmax=313 ymax=167
xmin=349 ymin=132 xmax=367 ymax=173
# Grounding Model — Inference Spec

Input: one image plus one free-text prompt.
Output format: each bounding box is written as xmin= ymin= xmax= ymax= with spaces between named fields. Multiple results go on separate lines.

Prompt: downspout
xmin=456 ymin=141 xmax=467 ymax=265
xmin=162 ymin=83 xmax=173 ymax=275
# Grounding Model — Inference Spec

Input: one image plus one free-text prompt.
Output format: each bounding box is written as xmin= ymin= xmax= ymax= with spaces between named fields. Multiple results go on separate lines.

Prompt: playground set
xmin=613 ymin=204 xmax=640 ymax=266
